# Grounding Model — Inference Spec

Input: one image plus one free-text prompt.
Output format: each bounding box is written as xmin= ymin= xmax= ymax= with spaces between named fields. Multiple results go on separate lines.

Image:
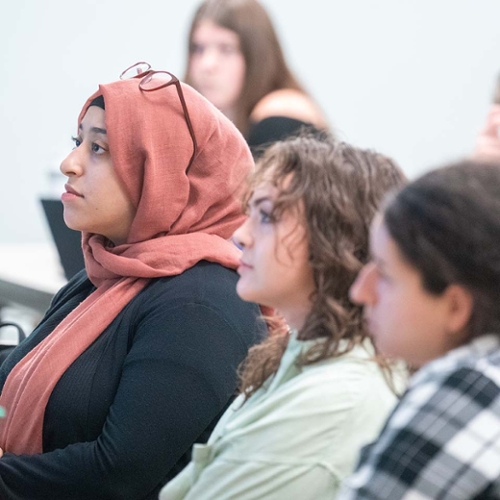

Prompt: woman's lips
xmin=64 ymin=184 xmax=83 ymax=196
xmin=237 ymin=260 xmax=253 ymax=273
xmin=61 ymin=184 xmax=83 ymax=202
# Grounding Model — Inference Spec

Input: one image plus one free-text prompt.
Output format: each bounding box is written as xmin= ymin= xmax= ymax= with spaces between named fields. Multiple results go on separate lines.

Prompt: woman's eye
xmin=71 ymin=136 xmax=81 ymax=149
xmin=259 ymin=209 xmax=273 ymax=224
xmin=191 ymin=43 xmax=204 ymax=55
xmin=91 ymin=143 xmax=105 ymax=154
xmin=220 ymin=44 xmax=238 ymax=55
xmin=376 ymin=268 xmax=391 ymax=284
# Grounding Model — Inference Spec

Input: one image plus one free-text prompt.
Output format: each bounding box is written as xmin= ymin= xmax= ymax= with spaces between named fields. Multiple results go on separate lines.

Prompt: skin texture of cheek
xmin=235 ymin=270 xmax=257 ymax=303
xmin=371 ymin=305 xmax=445 ymax=367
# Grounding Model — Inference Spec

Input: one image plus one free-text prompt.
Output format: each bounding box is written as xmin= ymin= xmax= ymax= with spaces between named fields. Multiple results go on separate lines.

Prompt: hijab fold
xmin=0 ymin=76 xmax=253 ymax=454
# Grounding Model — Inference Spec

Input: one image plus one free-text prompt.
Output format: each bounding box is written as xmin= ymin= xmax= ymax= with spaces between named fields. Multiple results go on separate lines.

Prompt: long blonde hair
xmin=185 ymin=0 xmax=306 ymax=136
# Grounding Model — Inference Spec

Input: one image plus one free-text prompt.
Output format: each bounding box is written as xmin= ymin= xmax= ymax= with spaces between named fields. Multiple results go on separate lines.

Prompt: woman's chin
xmin=62 ymin=216 xmax=82 ymax=233
xmin=236 ymin=280 xmax=259 ymax=304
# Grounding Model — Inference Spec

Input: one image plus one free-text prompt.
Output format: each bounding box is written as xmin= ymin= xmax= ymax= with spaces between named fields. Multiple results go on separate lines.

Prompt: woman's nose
xmin=199 ymin=47 xmax=220 ymax=71
xmin=60 ymin=147 xmax=84 ymax=178
xmin=232 ymin=218 xmax=252 ymax=250
xmin=350 ymin=262 xmax=377 ymax=305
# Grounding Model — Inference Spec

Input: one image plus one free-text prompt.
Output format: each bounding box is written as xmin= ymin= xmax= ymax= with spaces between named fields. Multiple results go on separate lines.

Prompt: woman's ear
xmin=444 ymin=284 xmax=474 ymax=339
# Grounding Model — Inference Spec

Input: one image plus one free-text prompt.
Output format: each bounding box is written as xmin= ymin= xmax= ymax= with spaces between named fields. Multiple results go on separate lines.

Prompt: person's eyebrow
xmin=78 ymin=123 xmax=107 ymax=135
xmin=249 ymin=196 xmax=272 ymax=208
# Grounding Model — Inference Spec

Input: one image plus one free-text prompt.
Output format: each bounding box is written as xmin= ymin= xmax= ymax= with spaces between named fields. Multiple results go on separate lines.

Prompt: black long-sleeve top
xmin=0 ymin=261 xmax=265 ymax=500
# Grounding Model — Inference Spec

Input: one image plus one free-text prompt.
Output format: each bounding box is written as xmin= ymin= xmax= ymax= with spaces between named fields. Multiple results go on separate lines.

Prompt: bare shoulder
xmin=250 ymin=89 xmax=328 ymax=128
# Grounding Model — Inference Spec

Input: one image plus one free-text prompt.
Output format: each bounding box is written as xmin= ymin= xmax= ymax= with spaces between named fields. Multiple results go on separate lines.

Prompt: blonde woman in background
xmin=184 ymin=0 xmax=329 ymax=152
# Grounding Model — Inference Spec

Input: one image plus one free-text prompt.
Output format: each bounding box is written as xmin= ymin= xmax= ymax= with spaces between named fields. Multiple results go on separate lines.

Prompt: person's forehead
xmin=249 ymin=181 xmax=277 ymax=203
xmin=80 ymin=106 xmax=106 ymax=130
xmin=193 ymin=20 xmax=240 ymax=44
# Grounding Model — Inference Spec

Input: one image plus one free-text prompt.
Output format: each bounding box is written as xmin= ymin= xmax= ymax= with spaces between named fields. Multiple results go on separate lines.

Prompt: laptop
xmin=40 ymin=198 xmax=85 ymax=280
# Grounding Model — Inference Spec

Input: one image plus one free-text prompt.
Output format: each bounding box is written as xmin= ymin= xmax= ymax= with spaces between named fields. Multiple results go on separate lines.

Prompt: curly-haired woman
xmin=161 ymin=133 xmax=407 ymax=500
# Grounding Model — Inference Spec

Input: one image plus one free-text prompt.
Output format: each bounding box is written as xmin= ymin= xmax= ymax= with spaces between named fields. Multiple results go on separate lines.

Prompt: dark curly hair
xmin=238 ymin=133 xmax=407 ymax=397
xmin=384 ymin=160 xmax=500 ymax=342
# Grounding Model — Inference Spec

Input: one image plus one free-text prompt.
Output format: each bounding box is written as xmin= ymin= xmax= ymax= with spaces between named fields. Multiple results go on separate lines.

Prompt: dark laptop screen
xmin=40 ymin=198 xmax=85 ymax=280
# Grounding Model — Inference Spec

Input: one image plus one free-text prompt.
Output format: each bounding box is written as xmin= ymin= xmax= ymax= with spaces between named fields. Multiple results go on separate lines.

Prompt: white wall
xmin=1 ymin=0 xmax=499 ymax=243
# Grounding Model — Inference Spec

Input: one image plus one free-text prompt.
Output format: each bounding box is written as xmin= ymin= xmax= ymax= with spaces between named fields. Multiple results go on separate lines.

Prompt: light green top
xmin=160 ymin=334 xmax=399 ymax=500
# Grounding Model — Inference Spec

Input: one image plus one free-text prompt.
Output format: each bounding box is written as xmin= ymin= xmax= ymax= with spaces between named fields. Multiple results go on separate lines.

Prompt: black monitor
xmin=40 ymin=198 xmax=85 ymax=281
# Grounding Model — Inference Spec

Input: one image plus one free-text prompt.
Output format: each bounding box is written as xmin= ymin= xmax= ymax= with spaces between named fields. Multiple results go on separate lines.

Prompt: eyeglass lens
xmin=120 ymin=62 xmax=152 ymax=80
xmin=140 ymin=72 xmax=175 ymax=91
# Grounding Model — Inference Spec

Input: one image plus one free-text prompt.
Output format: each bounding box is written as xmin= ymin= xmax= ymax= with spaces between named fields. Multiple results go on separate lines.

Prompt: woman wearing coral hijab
xmin=0 ymin=62 xmax=264 ymax=499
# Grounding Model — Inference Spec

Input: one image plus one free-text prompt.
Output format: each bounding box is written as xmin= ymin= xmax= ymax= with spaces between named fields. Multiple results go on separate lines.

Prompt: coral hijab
xmin=0 ymin=76 xmax=253 ymax=454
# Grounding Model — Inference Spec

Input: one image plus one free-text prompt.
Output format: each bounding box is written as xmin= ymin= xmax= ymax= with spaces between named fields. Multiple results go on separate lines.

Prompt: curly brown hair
xmin=238 ymin=133 xmax=407 ymax=398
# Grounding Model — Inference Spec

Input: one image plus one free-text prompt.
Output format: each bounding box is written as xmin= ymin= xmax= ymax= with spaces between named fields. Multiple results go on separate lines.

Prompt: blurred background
xmin=1 ymin=0 xmax=499 ymax=245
